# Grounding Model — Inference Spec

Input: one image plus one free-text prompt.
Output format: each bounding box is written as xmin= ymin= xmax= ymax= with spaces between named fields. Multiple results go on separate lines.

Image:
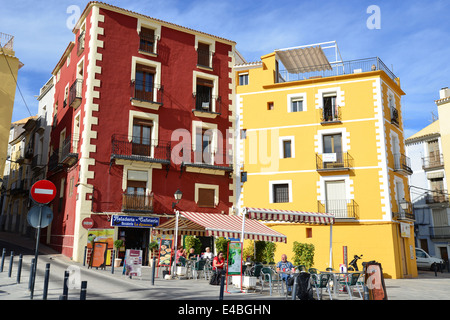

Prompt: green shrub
xmin=292 ymin=242 xmax=315 ymax=269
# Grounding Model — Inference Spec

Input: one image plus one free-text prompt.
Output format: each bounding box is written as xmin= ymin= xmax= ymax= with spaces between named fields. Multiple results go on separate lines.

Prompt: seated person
xmin=212 ymin=251 xmax=225 ymax=273
xmin=276 ymin=254 xmax=295 ymax=294
xmin=202 ymin=247 xmax=214 ymax=260
xmin=187 ymin=247 xmax=198 ymax=260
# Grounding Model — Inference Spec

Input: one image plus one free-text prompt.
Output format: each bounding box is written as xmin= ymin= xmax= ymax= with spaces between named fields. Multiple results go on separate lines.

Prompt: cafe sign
xmin=111 ymin=215 xmax=159 ymax=228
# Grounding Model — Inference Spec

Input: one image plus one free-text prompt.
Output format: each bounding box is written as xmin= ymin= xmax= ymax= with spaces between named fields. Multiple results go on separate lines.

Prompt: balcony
xmin=122 ymin=192 xmax=154 ymax=213
xmin=139 ymin=33 xmax=159 ymax=56
xmin=69 ymin=79 xmax=83 ymax=109
xmin=180 ymin=146 xmax=233 ymax=174
xmin=48 ymin=150 xmax=62 ymax=172
xmin=430 ymin=226 xmax=450 ymax=240
xmin=425 ymin=191 xmax=449 ymax=205
xmin=35 ymin=116 xmax=46 ymax=134
xmin=111 ymin=134 xmax=171 ymax=165
xmin=393 ymin=153 xmax=412 ymax=175
xmin=318 ymin=199 xmax=358 ymax=219
xmin=393 ymin=201 xmax=415 ymax=221
xmin=320 ymin=105 xmax=341 ymax=124
xmin=277 ymin=57 xmax=397 ymax=84
xmin=422 ymin=154 xmax=444 ymax=170
xmin=60 ymin=136 xmax=79 ymax=167
xmin=192 ymin=93 xmax=221 ymax=116
xmin=130 ymin=80 xmax=163 ymax=110
xmin=316 ymin=152 xmax=353 ymax=172
xmin=31 ymin=154 xmax=44 ymax=171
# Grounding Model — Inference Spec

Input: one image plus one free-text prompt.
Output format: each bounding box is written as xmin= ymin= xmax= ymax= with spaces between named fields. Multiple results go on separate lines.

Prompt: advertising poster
xmin=90 ymin=242 xmax=108 ymax=269
xmin=87 ymin=229 xmax=114 ymax=265
xmin=227 ymin=242 xmax=242 ymax=275
xmin=124 ymin=249 xmax=142 ymax=277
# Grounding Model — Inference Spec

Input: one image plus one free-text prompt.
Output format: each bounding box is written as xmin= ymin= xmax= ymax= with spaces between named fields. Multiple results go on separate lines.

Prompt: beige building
xmin=0 ymin=32 xmax=23 ymax=187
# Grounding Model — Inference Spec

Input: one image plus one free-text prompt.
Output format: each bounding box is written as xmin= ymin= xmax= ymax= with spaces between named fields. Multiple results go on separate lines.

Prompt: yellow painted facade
xmin=236 ymin=50 xmax=417 ymax=279
xmin=0 ymin=33 xmax=22 ymax=182
xmin=436 ymin=90 xmax=450 ymax=191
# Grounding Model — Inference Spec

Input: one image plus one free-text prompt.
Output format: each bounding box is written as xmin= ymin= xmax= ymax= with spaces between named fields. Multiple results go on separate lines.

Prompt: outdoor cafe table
xmin=320 ymin=271 xmax=362 ymax=298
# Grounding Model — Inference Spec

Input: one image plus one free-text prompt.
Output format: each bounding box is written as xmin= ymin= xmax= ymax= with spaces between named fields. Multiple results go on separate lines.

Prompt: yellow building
xmin=0 ymin=32 xmax=23 ymax=186
xmin=235 ymin=42 xmax=417 ymax=279
xmin=435 ymin=88 xmax=450 ymax=191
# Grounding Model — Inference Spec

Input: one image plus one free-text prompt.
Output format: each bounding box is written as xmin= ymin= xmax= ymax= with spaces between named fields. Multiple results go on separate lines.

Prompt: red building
xmin=47 ymin=2 xmax=236 ymax=263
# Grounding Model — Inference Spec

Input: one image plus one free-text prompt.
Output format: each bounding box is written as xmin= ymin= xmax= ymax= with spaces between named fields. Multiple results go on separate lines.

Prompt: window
xmin=267 ymin=102 xmax=274 ymax=110
xmin=135 ymin=64 xmax=156 ymax=102
xmin=283 ymin=140 xmax=291 ymax=158
xmin=132 ymin=118 xmax=153 ymax=156
xmin=291 ymin=99 xmax=303 ymax=112
xmin=195 ymin=128 xmax=213 ymax=164
xmin=139 ymin=27 xmax=156 ymax=54
xmin=239 ymin=73 xmax=249 ymax=86
xmin=273 ymin=183 xmax=289 ymax=203
xmin=195 ymin=78 xmax=213 ymax=112
xmin=197 ymin=42 xmax=211 ymax=68
xmin=306 ymin=228 xmax=312 ymax=238
xmin=198 ymin=188 xmax=215 ymax=207
xmin=124 ymin=170 xmax=151 ymax=211
xmin=323 ymin=93 xmax=338 ymax=122
xmin=322 ymin=133 xmax=343 ymax=167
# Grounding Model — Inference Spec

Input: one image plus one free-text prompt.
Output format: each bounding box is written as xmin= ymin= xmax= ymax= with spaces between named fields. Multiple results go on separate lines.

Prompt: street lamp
xmin=172 ymin=189 xmax=182 ymax=209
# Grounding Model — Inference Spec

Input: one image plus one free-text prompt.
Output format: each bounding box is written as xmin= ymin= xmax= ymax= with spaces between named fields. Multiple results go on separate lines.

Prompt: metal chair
xmin=203 ymin=259 xmax=213 ymax=280
xmin=192 ymin=260 xmax=206 ymax=280
xmin=339 ymin=272 xmax=362 ymax=300
xmin=311 ymin=273 xmax=333 ymax=300
xmin=260 ymin=267 xmax=281 ymax=296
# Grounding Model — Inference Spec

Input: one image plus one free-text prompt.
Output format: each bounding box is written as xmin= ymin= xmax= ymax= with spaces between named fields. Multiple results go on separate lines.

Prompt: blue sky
xmin=2 ymin=0 xmax=449 ymax=138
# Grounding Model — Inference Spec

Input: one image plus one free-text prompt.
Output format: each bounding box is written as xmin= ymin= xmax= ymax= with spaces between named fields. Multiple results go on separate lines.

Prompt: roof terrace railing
xmin=0 ymin=32 xmax=14 ymax=50
xmin=277 ymin=57 xmax=397 ymax=83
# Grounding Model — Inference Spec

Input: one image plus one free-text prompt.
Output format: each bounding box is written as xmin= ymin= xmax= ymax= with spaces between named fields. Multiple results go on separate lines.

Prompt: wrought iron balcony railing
xmin=111 ymin=134 xmax=171 ymax=165
xmin=131 ymin=80 xmax=163 ymax=106
xmin=393 ymin=200 xmax=415 ymax=221
xmin=193 ymin=93 xmax=221 ymax=114
xmin=422 ymin=154 xmax=444 ymax=170
xmin=318 ymin=199 xmax=358 ymax=219
xmin=425 ymin=191 xmax=449 ymax=204
xmin=122 ymin=192 xmax=154 ymax=213
xmin=316 ymin=152 xmax=353 ymax=171
xmin=77 ymin=31 xmax=85 ymax=55
xmin=139 ymin=33 xmax=159 ymax=55
xmin=430 ymin=226 xmax=450 ymax=240
xmin=391 ymin=107 xmax=399 ymax=126
xmin=321 ymin=105 xmax=341 ymax=123
xmin=393 ymin=153 xmax=412 ymax=175
xmin=60 ymin=135 xmax=79 ymax=166
xmin=69 ymin=79 xmax=83 ymax=108
xmin=178 ymin=145 xmax=233 ymax=172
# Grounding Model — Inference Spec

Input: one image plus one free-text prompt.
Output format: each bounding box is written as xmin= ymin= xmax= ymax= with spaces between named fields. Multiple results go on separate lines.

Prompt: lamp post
xmin=172 ymin=189 xmax=182 ymax=277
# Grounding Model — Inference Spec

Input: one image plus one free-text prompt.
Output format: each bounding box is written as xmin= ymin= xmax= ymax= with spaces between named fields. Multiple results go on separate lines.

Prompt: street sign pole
xmin=30 ymin=204 xmax=43 ymax=300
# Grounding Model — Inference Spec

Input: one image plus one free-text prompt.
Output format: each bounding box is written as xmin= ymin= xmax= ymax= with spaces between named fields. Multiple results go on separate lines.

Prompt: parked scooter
xmin=348 ymin=254 xmax=363 ymax=271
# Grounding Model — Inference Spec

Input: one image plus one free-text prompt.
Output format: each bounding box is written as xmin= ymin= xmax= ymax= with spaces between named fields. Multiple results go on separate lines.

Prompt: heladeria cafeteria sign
xmin=111 ymin=215 xmax=160 ymax=228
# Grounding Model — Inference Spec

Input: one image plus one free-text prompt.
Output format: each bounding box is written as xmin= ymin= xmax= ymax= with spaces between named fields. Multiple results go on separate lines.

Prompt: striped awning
xmin=155 ymin=212 xmax=287 ymax=243
xmin=245 ymin=207 xmax=335 ymax=225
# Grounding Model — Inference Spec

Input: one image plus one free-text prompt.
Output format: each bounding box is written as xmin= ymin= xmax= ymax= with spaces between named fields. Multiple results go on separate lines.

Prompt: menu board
xmin=227 ymin=242 xmax=242 ymax=276
xmin=158 ymin=239 xmax=173 ymax=267
xmin=124 ymin=249 xmax=142 ymax=277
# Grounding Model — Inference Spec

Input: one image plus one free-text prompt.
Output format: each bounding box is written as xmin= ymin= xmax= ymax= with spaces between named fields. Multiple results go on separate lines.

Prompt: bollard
xmin=28 ymin=259 xmax=35 ymax=291
xmin=43 ymin=263 xmax=50 ymax=300
xmin=291 ymin=276 xmax=297 ymax=300
xmin=111 ymin=250 xmax=115 ymax=274
xmin=16 ymin=254 xmax=23 ymax=284
xmin=80 ymin=281 xmax=87 ymax=300
xmin=219 ymin=272 xmax=225 ymax=300
xmin=434 ymin=263 xmax=438 ymax=277
xmin=62 ymin=270 xmax=69 ymax=300
xmin=83 ymin=246 xmax=87 ymax=267
xmin=151 ymin=256 xmax=156 ymax=286
xmin=8 ymin=251 xmax=14 ymax=277
xmin=0 ymin=248 xmax=5 ymax=272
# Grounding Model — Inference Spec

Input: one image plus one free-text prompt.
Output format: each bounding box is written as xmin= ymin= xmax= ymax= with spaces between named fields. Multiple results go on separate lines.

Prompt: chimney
xmin=440 ymin=87 xmax=450 ymax=99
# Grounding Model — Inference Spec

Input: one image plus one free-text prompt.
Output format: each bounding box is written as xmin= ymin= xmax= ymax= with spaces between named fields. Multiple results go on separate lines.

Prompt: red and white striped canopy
xmin=155 ymin=211 xmax=287 ymax=243
xmin=245 ymin=207 xmax=335 ymax=225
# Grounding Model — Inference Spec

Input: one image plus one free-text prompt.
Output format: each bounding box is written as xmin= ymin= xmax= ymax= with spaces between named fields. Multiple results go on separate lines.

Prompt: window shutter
xmin=198 ymin=188 xmax=215 ymax=207
xmin=136 ymin=64 xmax=156 ymax=74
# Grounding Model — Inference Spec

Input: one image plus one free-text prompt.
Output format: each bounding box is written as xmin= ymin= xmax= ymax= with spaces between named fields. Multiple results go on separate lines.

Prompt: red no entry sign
xmin=30 ymin=180 xmax=57 ymax=204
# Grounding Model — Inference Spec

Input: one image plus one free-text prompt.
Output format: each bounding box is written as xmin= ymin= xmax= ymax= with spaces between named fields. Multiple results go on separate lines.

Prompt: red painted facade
xmin=47 ymin=4 xmax=235 ymax=260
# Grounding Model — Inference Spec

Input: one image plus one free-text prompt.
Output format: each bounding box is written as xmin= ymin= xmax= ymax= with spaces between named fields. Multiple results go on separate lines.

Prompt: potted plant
xmin=148 ymin=241 xmax=159 ymax=266
xmin=113 ymin=239 xmax=123 ymax=267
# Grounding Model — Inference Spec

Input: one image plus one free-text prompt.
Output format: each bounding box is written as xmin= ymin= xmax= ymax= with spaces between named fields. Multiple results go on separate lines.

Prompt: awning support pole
xmin=172 ymin=210 xmax=179 ymax=277
xmin=240 ymin=207 xmax=246 ymax=244
xmin=329 ymin=222 xmax=333 ymax=268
